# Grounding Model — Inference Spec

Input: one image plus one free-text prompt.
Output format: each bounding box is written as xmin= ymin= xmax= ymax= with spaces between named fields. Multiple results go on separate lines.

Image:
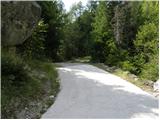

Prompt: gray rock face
xmin=1 ymin=1 xmax=41 ymax=46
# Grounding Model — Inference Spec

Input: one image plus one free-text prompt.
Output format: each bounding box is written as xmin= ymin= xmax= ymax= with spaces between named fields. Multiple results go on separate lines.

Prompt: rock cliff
xmin=1 ymin=1 xmax=41 ymax=46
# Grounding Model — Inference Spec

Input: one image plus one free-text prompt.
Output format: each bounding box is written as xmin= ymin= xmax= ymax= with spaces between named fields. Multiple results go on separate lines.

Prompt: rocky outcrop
xmin=1 ymin=1 xmax=41 ymax=46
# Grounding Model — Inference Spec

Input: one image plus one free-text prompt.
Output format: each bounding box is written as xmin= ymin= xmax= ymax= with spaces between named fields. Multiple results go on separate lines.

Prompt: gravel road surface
xmin=41 ymin=63 xmax=159 ymax=119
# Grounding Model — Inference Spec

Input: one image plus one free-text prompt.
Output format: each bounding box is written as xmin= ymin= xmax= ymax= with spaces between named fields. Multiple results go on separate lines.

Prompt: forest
xmin=1 ymin=0 xmax=159 ymax=118
xmin=18 ymin=0 xmax=158 ymax=81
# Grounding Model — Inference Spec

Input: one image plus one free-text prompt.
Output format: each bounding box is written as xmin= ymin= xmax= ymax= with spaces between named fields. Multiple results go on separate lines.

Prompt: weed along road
xmin=41 ymin=63 xmax=158 ymax=119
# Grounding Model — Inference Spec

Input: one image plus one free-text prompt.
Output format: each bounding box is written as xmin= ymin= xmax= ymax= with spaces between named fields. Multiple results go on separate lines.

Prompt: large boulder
xmin=1 ymin=1 xmax=41 ymax=46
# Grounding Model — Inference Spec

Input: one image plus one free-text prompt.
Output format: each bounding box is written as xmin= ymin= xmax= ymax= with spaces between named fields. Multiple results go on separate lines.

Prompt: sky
xmin=62 ymin=0 xmax=88 ymax=12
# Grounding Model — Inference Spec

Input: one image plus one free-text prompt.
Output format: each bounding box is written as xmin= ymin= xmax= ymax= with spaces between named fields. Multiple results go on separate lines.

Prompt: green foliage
xmin=112 ymin=2 xmax=143 ymax=49
xmin=60 ymin=2 xmax=95 ymax=60
xmin=92 ymin=2 xmax=109 ymax=39
xmin=39 ymin=1 xmax=65 ymax=61
xmin=61 ymin=22 xmax=80 ymax=59
xmin=119 ymin=60 xmax=136 ymax=73
xmin=1 ymin=51 xmax=59 ymax=118
xmin=134 ymin=23 xmax=158 ymax=55
xmin=91 ymin=1 xmax=113 ymax=62
xmin=1 ymin=52 xmax=30 ymax=88
xmin=36 ymin=0 xmax=158 ymax=82
xmin=133 ymin=22 xmax=158 ymax=81
xmin=91 ymin=40 xmax=106 ymax=62
xmin=140 ymin=55 xmax=158 ymax=82
xmin=16 ymin=20 xmax=48 ymax=60
xmin=142 ymin=1 xmax=158 ymax=24
xmin=104 ymin=40 xmax=118 ymax=65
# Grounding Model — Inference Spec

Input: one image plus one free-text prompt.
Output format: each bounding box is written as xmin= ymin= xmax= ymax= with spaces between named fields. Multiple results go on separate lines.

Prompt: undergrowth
xmin=1 ymin=51 xmax=59 ymax=118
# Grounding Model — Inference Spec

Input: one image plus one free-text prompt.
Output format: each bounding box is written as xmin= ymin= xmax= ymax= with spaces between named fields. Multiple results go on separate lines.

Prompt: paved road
xmin=41 ymin=63 xmax=159 ymax=119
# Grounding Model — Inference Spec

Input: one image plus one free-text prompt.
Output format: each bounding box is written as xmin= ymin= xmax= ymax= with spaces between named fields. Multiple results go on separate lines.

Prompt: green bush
xmin=104 ymin=40 xmax=130 ymax=67
xmin=105 ymin=54 xmax=118 ymax=66
xmin=91 ymin=40 xmax=106 ymax=62
xmin=1 ymin=52 xmax=30 ymax=88
xmin=133 ymin=22 xmax=158 ymax=79
xmin=1 ymin=51 xmax=60 ymax=118
xmin=140 ymin=55 xmax=158 ymax=82
xmin=134 ymin=23 xmax=158 ymax=56
xmin=119 ymin=61 xmax=136 ymax=73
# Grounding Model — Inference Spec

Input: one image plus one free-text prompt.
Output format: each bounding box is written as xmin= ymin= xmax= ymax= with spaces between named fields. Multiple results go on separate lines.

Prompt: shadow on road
xmin=56 ymin=64 xmax=158 ymax=119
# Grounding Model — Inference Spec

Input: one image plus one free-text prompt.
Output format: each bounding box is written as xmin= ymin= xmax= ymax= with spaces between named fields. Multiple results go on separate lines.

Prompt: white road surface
xmin=41 ymin=63 xmax=159 ymax=119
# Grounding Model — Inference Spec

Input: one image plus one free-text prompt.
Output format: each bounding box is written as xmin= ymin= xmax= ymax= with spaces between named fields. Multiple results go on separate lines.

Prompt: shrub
xmin=104 ymin=40 xmax=130 ymax=67
xmin=140 ymin=55 xmax=158 ymax=82
xmin=1 ymin=51 xmax=60 ymax=118
xmin=1 ymin=52 xmax=30 ymax=88
xmin=91 ymin=40 xmax=106 ymax=62
xmin=119 ymin=60 xmax=135 ymax=73
xmin=133 ymin=22 xmax=158 ymax=78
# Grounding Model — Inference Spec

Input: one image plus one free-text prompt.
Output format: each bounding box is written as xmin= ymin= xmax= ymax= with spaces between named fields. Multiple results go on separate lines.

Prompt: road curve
xmin=41 ymin=63 xmax=159 ymax=119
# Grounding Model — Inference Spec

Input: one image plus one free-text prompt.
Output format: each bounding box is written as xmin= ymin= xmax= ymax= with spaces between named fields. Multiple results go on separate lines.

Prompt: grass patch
xmin=1 ymin=52 xmax=60 ymax=118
